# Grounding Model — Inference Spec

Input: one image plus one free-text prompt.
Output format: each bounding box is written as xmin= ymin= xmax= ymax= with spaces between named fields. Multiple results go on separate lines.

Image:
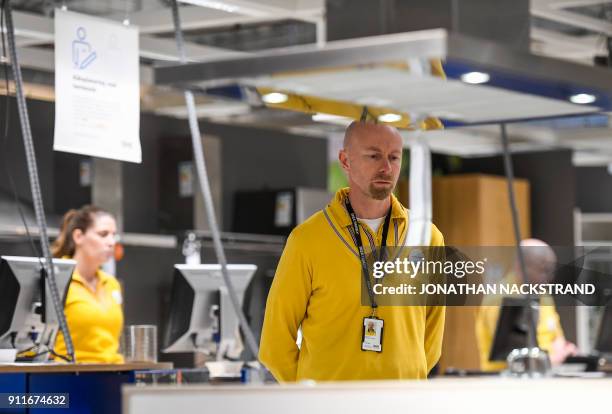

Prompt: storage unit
xmin=401 ymin=173 xmax=531 ymax=372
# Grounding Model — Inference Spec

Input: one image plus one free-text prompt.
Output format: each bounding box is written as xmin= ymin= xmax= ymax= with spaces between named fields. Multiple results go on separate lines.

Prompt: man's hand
xmin=550 ymin=337 xmax=578 ymax=365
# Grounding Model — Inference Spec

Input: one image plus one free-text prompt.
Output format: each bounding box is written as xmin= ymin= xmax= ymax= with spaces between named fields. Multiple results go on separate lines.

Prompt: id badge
xmin=361 ymin=317 xmax=384 ymax=352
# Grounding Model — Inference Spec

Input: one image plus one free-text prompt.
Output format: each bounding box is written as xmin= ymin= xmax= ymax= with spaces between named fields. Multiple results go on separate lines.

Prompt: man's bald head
xmin=343 ymin=121 xmax=403 ymax=149
xmin=339 ymin=121 xmax=403 ymax=201
xmin=518 ymin=239 xmax=557 ymax=283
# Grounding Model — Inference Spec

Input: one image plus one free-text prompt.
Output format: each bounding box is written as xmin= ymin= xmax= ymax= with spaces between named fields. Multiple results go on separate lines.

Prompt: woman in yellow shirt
xmin=52 ymin=205 xmax=124 ymax=363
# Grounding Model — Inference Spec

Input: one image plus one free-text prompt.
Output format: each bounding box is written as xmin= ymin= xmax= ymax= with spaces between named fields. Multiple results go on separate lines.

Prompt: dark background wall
xmin=576 ymin=167 xmax=612 ymax=213
xmin=202 ymin=122 xmax=328 ymax=231
xmin=126 ymin=119 xmax=328 ymax=233
xmin=0 ymin=98 xmax=57 ymax=211
xmin=326 ymin=0 xmax=530 ymax=50
xmin=433 ymin=149 xmax=576 ymax=246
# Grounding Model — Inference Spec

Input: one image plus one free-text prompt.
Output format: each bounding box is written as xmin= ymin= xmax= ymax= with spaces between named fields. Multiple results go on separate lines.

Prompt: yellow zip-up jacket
xmin=259 ymin=188 xmax=445 ymax=382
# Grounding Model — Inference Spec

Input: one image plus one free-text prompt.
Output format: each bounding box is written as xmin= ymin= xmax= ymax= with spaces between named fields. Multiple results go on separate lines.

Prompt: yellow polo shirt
xmin=55 ymin=268 xmax=124 ymax=363
xmin=259 ymin=188 xmax=445 ymax=382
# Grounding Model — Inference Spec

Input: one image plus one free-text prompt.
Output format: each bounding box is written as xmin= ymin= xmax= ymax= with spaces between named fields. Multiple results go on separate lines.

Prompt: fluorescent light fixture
xmin=177 ymin=0 xmax=271 ymax=16
xmin=261 ymin=92 xmax=289 ymax=104
xmin=312 ymin=113 xmax=353 ymax=126
xmin=378 ymin=113 xmax=403 ymax=123
xmin=178 ymin=0 xmax=241 ymax=13
xmin=460 ymin=71 xmax=490 ymax=84
xmin=569 ymin=93 xmax=596 ymax=105
xmin=429 ymin=110 xmax=464 ymax=121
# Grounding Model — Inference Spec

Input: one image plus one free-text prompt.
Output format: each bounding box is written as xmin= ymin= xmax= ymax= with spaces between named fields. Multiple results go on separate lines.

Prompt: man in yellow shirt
xmin=476 ymin=239 xmax=577 ymax=371
xmin=259 ymin=121 xmax=445 ymax=382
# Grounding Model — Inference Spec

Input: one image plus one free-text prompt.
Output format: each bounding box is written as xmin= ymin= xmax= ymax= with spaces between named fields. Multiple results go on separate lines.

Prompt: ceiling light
xmin=178 ymin=0 xmax=241 ymax=13
xmin=261 ymin=92 xmax=289 ymax=104
xmin=460 ymin=71 xmax=490 ymax=84
xmin=569 ymin=93 xmax=596 ymax=105
xmin=312 ymin=113 xmax=353 ymax=126
xmin=429 ymin=110 xmax=464 ymax=121
xmin=378 ymin=113 xmax=402 ymax=123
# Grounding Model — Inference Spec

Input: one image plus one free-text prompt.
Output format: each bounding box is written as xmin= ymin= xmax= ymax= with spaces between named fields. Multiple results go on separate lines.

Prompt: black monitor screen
xmin=595 ymin=305 xmax=612 ymax=353
xmin=163 ymin=269 xmax=195 ymax=350
xmin=489 ymin=297 xmax=532 ymax=362
xmin=0 ymin=260 xmax=20 ymax=339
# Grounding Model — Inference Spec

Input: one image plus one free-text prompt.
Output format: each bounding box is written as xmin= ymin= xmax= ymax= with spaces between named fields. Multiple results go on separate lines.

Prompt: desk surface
xmin=0 ymin=362 xmax=172 ymax=373
xmin=122 ymin=377 xmax=612 ymax=414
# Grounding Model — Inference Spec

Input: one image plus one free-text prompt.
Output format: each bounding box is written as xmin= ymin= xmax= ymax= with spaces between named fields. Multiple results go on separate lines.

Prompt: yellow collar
xmin=72 ymin=268 xmax=111 ymax=285
xmin=62 ymin=256 xmax=112 ymax=285
xmin=326 ymin=187 xmax=407 ymax=228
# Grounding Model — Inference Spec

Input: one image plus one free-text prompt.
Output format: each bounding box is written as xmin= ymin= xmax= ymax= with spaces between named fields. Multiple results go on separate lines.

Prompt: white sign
xmin=274 ymin=192 xmax=293 ymax=227
xmin=178 ymin=161 xmax=194 ymax=197
xmin=79 ymin=159 xmax=92 ymax=187
xmin=54 ymin=10 xmax=141 ymax=163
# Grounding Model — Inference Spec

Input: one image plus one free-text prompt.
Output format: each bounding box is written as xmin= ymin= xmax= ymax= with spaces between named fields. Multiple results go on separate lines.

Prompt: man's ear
xmin=339 ymin=149 xmax=350 ymax=172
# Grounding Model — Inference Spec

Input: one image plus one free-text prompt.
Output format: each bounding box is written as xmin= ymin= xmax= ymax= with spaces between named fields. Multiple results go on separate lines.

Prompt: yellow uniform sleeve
xmin=537 ymin=302 xmax=565 ymax=352
xmin=424 ymin=305 xmax=445 ymax=372
xmin=475 ymin=305 xmax=507 ymax=371
xmin=424 ymin=225 xmax=446 ymax=373
xmin=259 ymin=229 xmax=312 ymax=382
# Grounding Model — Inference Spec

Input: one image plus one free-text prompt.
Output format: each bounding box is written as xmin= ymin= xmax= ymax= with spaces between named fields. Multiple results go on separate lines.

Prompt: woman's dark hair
xmin=51 ymin=205 xmax=112 ymax=258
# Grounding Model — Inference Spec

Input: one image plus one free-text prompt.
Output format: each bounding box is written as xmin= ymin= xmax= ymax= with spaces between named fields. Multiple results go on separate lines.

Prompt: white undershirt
xmin=359 ymin=216 xmax=386 ymax=234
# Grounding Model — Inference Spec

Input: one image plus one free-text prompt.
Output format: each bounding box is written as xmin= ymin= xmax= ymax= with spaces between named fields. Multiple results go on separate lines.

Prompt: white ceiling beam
xmin=5 ymin=46 xmax=54 ymax=72
xmin=9 ymin=10 xmax=243 ymax=63
xmin=547 ymin=0 xmax=612 ymax=9
xmin=532 ymin=46 xmax=598 ymax=64
xmin=12 ymin=10 xmax=54 ymax=42
xmin=109 ymin=3 xmax=323 ymax=34
xmin=108 ymin=6 xmax=268 ymax=34
xmin=15 ymin=37 xmax=54 ymax=47
xmin=139 ymin=36 xmax=245 ymax=61
xmin=178 ymin=0 xmax=314 ymax=16
xmin=531 ymin=28 xmax=605 ymax=54
xmin=573 ymin=151 xmax=612 ymax=166
xmin=532 ymin=0 xmax=612 ymax=35
xmin=1 ymin=44 xmax=155 ymax=84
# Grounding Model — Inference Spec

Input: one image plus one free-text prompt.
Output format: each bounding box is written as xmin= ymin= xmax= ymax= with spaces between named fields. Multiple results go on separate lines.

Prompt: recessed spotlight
xmin=460 ymin=72 xmax=490 ymax=84
xmin=378 ymin=113 xmax=402 ymax=123
xmin=261 ymin=92 xmax=289 ymax=104
xmin=569 ymin=93 xmax=596 ymax=105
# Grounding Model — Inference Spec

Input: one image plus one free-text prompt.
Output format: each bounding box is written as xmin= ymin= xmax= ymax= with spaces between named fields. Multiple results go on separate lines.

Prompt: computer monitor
xmin=594 ymin=305 xmax=612 ymax=354
xmin=489 ymin=297 xmax=534 ymax=362
xmin=162 ymin=264 xmax=257 ymax=356
xmin=0 ymin=256 xmax=75 ymax=354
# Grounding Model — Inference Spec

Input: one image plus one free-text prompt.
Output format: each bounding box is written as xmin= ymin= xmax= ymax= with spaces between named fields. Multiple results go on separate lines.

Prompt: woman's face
xmin=73 ymin=214 xmax=117 ymax=266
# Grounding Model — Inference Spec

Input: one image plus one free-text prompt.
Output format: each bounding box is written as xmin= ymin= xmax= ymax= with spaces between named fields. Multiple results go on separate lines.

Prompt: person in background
xmin=476 ymin=239 xmax=578 ymax=371
xmin=52 ymin=205 xmax=124 ymax=363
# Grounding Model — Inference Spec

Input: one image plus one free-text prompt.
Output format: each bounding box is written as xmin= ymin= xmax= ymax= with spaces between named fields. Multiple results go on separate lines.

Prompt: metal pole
xmin=3 ymin=1 xmax=75 ymax=361
xmin=169 ymin=0 xmax=260 ymax=360
xmin=499 ymin=123 xmax=538 ymax=367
